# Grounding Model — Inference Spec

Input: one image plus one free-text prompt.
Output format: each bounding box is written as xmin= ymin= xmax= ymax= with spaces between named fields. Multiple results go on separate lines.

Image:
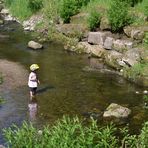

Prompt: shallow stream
xmin=0 ymin=22 xmax=147 ymax=144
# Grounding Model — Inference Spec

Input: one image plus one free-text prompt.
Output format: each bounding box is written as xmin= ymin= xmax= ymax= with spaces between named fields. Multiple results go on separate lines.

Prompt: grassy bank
xmin=4 ymin=0 xmax=148 ymax=24
xmin=3 ymin=116 xmax=148 ymax=148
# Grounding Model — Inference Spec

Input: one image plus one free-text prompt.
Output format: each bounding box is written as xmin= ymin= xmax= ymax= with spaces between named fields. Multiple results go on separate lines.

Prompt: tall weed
xmin=43 ymin=0 xmax=60 ymax=24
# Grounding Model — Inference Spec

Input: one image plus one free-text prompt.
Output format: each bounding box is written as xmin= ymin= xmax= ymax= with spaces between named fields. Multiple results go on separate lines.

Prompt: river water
xmin=0 ymin=22 xmax=147 ymax=144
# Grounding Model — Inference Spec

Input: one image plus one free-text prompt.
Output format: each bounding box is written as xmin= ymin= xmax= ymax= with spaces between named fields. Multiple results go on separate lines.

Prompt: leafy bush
xmin=28 ymin=0 xmax=43 ymax=13
xmin=87 ymin=10 xmax=101 ymax=31
xmin=108 ymin=0 xmax=133 ymax=32
xmin=59 ymin=0 xmax=79 ymax=23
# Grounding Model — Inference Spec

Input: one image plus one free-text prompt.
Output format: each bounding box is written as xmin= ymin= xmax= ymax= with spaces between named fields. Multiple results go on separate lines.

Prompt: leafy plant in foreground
xmin=3 ymin=116 xmax=148 ymax=147
xmin=3 ymin=116 xmax=118 ymax=148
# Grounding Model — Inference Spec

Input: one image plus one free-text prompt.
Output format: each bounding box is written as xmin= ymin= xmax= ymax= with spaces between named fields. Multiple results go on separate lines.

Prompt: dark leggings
xmin=30 ymin=87 xmax=37 ymax=95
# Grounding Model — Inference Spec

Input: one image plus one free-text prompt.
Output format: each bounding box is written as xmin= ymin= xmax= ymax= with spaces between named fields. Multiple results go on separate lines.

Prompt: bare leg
xmin=30 ymin=91 xmax=35 ymax=100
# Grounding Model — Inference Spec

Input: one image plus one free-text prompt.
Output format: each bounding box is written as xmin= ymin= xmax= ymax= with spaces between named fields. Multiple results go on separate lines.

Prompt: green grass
xmin=5 ymin=0 xmax=32 ymax=21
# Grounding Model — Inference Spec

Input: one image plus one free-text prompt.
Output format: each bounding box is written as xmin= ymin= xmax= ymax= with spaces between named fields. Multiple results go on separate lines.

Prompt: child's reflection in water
xmin=28 ymin=97 xmax=38 ymax=122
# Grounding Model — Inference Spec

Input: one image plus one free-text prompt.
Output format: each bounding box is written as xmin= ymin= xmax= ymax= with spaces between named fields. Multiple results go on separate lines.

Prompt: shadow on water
xmin=37 ymin=85 xmax=55 ymax=94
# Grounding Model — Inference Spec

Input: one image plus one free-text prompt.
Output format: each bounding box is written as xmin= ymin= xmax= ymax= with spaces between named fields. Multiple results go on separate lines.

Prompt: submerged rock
xmin=103 ymin=103 xmax=131 ymax=118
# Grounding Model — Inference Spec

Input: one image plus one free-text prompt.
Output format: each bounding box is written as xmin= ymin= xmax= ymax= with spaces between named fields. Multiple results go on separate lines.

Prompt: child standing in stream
xmin=28 ymin=64 xmax=40 ymax=100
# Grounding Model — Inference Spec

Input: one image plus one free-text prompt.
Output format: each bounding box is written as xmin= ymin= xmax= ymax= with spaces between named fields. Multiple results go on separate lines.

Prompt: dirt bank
xmin=0 ymin=59 xmax=28 ymax=91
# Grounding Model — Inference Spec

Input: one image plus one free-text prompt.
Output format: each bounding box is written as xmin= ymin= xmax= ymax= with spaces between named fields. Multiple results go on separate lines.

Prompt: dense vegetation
xmin=3 ymin=116 xmax=148 ymax=148
xmin=4 ymin=0 xmax=148 ymax=30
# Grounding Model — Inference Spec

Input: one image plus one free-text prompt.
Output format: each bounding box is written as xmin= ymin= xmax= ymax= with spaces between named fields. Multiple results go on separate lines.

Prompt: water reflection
xmin=28 ymin=98 xmax=38 ymax=122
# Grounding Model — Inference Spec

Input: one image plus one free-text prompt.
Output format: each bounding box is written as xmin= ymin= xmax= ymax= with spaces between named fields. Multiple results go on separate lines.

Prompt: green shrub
xmin=108 ymin=0 xmax=133 ymax=32
xmin=87 ymin=10 xmax=101 ymax=31
xmin=28 ymin=0 xmax=43 ymax=13
xmin=59 ymin=0 xmax=79 ymax=23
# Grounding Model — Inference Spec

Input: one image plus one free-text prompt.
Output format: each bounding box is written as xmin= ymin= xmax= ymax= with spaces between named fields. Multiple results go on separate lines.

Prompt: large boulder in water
xmin=103 ymin=103 xmax=131 ymax=118
xmin=28 ymin=41 xmax=43 ymax=49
